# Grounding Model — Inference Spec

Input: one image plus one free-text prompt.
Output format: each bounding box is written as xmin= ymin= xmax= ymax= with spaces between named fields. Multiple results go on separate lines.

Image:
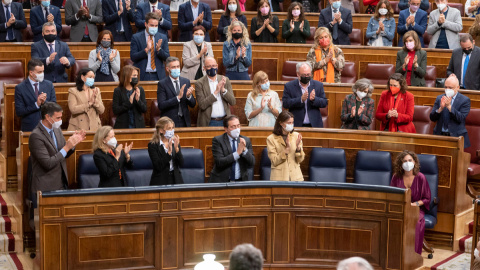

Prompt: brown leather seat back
xmin=447 ymin=3 xmax=464 ymax=16
xmin=151 ymin=100 xmax=161 ymax=127
xmin=423 ymin=32 xmax=431 ymax=48
xmin=341 ymin=62 xmax=357 ymax=84
xmin=22 ymin=25 xmax=34 ymax=42
xmin=307 ymin=27 xmax=316 ymax=44
xmin=320 ymin=106 xmax=328 ymax=128
xmin=465 ymin=109 xmax=480 ymax=163
xmin=364 ymin=63 xmax=395 ymax=85
xmin=425 ymin=66 xmax=437 ymax=88
xmin=349 ymin=28 xmax=362 ymax=46
xmin=281 ymin=60 xmax=301 ymax=82
xmin=71 ymin=60 xmax=89 ymax=82
xmin=60 ymin=25 xmax=71 ymax=42
xmin=413 ymin=105 xmax=433 ymax=135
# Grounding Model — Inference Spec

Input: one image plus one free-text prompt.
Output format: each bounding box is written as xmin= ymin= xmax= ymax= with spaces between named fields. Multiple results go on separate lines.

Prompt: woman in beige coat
xmin=180 ymin=25 xmax=214 ymax=80
xmin=266 ymin=111 xmax=305 ymax=181
xmin=68 ymin=68 xmax=105 ymax=131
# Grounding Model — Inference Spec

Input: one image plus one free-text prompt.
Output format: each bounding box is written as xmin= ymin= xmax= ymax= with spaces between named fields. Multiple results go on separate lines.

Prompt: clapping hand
xmin=156 ymin=39 xmax=163 ymax=51
xmin=146 ymin=38 xmax=153 ymax=52
xmin=37 ymin=92 xmax=47 ymax=106
xmin=109 ymin=50 xmax=117 ymax=61
xmin=263 ymin=18 xmax=270 ymax=27
xmin=96 ymin=50 xmax=102 ymax=61
xmin=439 ymin=13 xmax=445 ymax=24
xmin=284 ymin=135 xmax=290 ymax=154
xmin=214 ymin=77 xmax=226 ymax=95
xmin=301 ymin=91 xmax=308 ymax=102
xmin=118 ymin=0 xmax=124 ymax=14
xmin=290 ymin=20 xmax=295 ymax=31
xmin=178 ymin=84 xmax=185 ymax=99
xmin=47 ymin=13 xmax=54 ymax=22
xmin=351 ymin=106 xmax=356 ymax=116
xmin=299 ymin=21 xmax=304 ymax=30
xmin=48 ymin=52 xmax=57 ymax=63
xmin=7 ymin=13 xmax=15 ymax=26
xmin=84 ymin=6 xmax=91 ymax=18
xmin=261 ymin=96 xmax=268 ymax=108
xmin=404 ymin=55 xmax=410 ymax=67
xmin=440 ymin=96 xmax=447 ymax=109
xmin=67 ymin=130 xmax=86 ymax=149
xmin=125 ymin=0 xmax=131 ymax=10
xmin=296 ymin=133 xmax=302 ymax=151
xmin=197 ymin=12 xmax=204 ymax=23
xmin=237 ymin=138 xmax=246 ymax=155
xmin=135 ymin=87 xmax=141 ymax=101
xmin=76 ymin=7 xmax=86 ymax=18
xmin=129 ymin=91 xmax=135 ymax=104
xmin=444 ymin=96 xmax=452 ymax=110
xmin=124 ymin=142 xmax=133 ymax=155
xmin=155 ymin=8 xmax=162 ymax=19
xmin=241 ymin=46 xmax=246 ymax=57
xmin=334 ymin=12 xmax=341 ymax=22
xmin=200 ymin=45 xmax=208 ymax=56
xmin=379 ymin=21 xmax=384 ymax=31
xmin=413 ymin=55 xmax=418 ymax=68
xmin=358 ymin=104 xmax=365 ymax=115
xmin=173 ymin=135 xmax=180 ymax=152
xmin=186 ymin=86 xmax=194 ymax=98
xmin=59 ymin=56 xmax=70 ymax=66
xmin=309 ymin=90 xmax=315 ymax=101
xmin=236 ymin=46 xmax=241 ymax=59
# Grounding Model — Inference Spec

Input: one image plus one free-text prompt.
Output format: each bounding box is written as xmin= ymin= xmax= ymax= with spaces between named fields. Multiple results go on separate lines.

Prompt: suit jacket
xmin=30 ymin=5 xmax=62 ymax=42
xmin=282 ymin=79 xmax=328 ymax=128
xmin=398 ymin=0 xmax=430 ymax=11
xmin=397 ymin=8 xmax=428 ymax=47
xmin=15 ymin=79 xmax=57 ymax=132
xmin=340 ymin=94 xmax=375 ymax=130
xmin=318 ymin=6 xmax=352 ymax=45
xmin=395 ymin=49 xmax=427 ymax=87
xmin=67 ymin=87 xmax=105 ymax=131
xmin=31 ymin=40 xmax=76 ymax=83
xmin=427 ymin=7 xmax=463 ymax=50
xmin=0 ymin=2 xmax=27 ymax=42
xmin=180 ymin=40 xmax=213 ymax=80
xmin=209 ymin=133 xmax=255 ymax=183
xmin=446 ymin=46 xmax=480 ymax=90
xmin=195 ymin=75 xmax=236 ymax=127
xmin=112 ymin=86 xmax=147 ymax=128
xmin=93 ymin=148 xmax=133 ymax=187
xmin=148 ymin=141 xmax=184 ymax=185
xmin=51 ymin=0 xmax=64 ymax=8
xmin=266 ymin=132 xmax=305 ymax=181
xmin=430 ymin=92 xmax=471 ymax=148
xmin=102 ymin=0 xmax=135 ymax=41
xmin=157 ymin=76 xmax=196 ymax=127
xmin=178 ymin=1 xmax=212 ymax=42
xmin=375 ymin=90 xmax=416 ymax=133
xmin=65 ymin=0 xmax=103 ymax=42
xmin=134 ymin=2 xmax=172 ymax=35
xmin=130 ymin=30 xmax=170 ymax=80
xmin=29 ymin=122 xmax=74 ymax=193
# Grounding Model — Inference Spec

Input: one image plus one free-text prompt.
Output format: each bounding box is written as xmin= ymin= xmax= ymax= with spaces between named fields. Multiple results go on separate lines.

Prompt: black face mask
xmin=44 ymin=34 xmax=56 ymax=43
xmin=463 ymin=48 xmax=473 ymax=55
xmin=300 ymin=76 xmax=311 ymax=84
xmin=206 ymin=68 xmax=217 ymax=77
xmin=130 ymin=77 xmax=139 ymax=87
xmin=232 ymin=32 xmax=243 ymax=39
xmin=149 ymin=0 xmax=156 ymax=3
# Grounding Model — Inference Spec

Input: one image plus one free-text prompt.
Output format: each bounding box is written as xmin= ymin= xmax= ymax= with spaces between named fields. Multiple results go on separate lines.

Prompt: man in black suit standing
xmin=318 ymin=0 xmax=352 ymax=45
xmin=102 ymin=0 xmax=135 ymax=41
xmin=210 ymin=115 xmax=255 ymax=183
xmin=446 ymin=34 xmax=480 ymax=90
xmin=157 ymin=56 xmax=196 ymax=127
xmin=0 ymin=0 xmax=27 ymax=42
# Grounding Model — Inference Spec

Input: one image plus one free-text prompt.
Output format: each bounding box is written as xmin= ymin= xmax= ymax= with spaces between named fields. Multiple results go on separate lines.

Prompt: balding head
xmin=203 ymin=56 xmax=218 ymax=78
xmin=445 ymin=75 xmax=460 ymax=96
xmin=204 ymin=56 xmax=216 ymax=67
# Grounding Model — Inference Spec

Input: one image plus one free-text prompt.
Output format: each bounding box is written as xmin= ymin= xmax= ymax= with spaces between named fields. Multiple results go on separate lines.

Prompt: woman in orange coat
xmin=375 ymin=73 xmax=416 ymax=133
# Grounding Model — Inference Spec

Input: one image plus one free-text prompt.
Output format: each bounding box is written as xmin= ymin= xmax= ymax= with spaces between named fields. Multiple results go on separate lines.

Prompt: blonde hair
xmin=150 ymin=117 xmax=175 ymax=144
xmin=92 ymin=126 xmax=113 ymax=153
xmin=313 ymin=27 xmax=332 ymax=48
xmin=251 ymin=71 xmax=269 ymax=100
xmin=226 ymin=21 xmax=250 ymax=47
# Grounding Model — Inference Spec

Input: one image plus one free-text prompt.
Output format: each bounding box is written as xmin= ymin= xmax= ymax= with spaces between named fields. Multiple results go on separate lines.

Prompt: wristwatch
xmin=415 ymin=201 xmax=419 ymax=206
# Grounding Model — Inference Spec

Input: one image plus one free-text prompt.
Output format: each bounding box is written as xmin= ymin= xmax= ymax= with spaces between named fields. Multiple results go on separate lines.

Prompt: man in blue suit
xmin=134 ymin=0 xmax=171 ymax=36
xmin=131 ymin=12 xmax=170 ymax=81
xmin=430 ymin=75 xmax=471 ymax=148
xmin=0 ymin=0 xmax=27 ymax=42
xmin=15 ymin=59 xmax=57 ymax=132
xmin=397 ymin=0 xmax=428 ymax=47
xmin=30 ymin=0 xmax=62 ymax=42
xmin=318 ymin=0 xmax=352 ymax=45
xmin=157 ymin=56 xmax=196 ymax=127
xmin=282 ymin=62 xmax=328 ymax=128
xmin=103 ymin=0 xmax=136 ymax=41
xmin=178 ymin=0 xmax=212 ymax=42
xmin=31 ymin=22 xmax=76 ymax=83
xmin=399 ymin=0 xmax=430 ymax=11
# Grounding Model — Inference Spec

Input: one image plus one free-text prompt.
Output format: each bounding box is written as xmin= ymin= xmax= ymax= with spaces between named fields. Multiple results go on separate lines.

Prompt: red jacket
xmin=375 ymin=90 xmax=416 ymax=133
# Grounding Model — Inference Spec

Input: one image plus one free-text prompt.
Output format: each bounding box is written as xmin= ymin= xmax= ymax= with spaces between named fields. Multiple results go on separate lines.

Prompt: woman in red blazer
xmin=375 ymin=73 xmax=416 ymax=133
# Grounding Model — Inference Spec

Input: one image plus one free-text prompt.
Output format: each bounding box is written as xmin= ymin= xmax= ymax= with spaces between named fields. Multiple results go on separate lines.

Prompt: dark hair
xmin=256 ymin=0 xmax=272 ymax=26
xmin=119 ymin=65 xmax=140 ymax=89
xmin=286 ymin=2 xmax=305 ymax=22
xmin=145 ymin=12 xmax=160 ymax=24
xmin=28 ymin=58 xmax=44 ymax=72
xmin=223 ymin=115 xmax=240 ymax=128
xmin=96 ymin=30 xmax=114 ymax=48
xmin=273 ymin=111 xmax=294 ymax=136
xmin=75 ymin=68 xmax=95 ymax=91
xmin=229 ymin=244 xmax=264 ymax=270
xmin=374 ymin=0 xmax=394 ymax=20
xmin=460 ymin=33 xmax=474 ymax=43
xmin=41 ymin=102 xmax=63 ymax=120
xmin=402 ymin=30 xmax=422 ymax=51
xmin=193 ymin=25 xmax=207 ymax=35
xmin=165 ymin=56 xmax=180 ymax=68
xmin=224 ymin=0 xmax=242 ymax=17
xmin=393 ymin=150 xmax=420 ymax=177
xmin=387 ymin=73 xmax=407 ymax=94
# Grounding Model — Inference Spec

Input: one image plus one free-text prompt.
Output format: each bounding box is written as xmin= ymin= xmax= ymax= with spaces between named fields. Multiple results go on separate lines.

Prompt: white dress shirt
xmin=3 ymin=3 xmax=15 ymax=40
xmin=28 ymin=77 xmax=41 ymax=109
xmin=299 ymin=81 xmax=310 ymax=124
xmin=150 ymin=3 xmax=164 ymax=24
xmin=145 ymin=31 xmax=156 ymax=72
xmin=159 ymin=139 xmax=174 ymax=171
xmin=116 ymin=0 xmax=125 ymax=32
xmin=190 ymin=0 xmax=199 ymax=22
xmin=208 ymin=76 xmax=227 ymax=118
xmin=45 ymin=40 xmax=56 ymax=65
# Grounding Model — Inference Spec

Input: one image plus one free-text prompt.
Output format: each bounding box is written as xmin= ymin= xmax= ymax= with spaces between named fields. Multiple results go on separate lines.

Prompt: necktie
xmin=150 ymin=35 xmax=156 ymax=70
xmin=175 ymin=80 xmax=183 ymax=117
xmin=45 ymin=7 xmax=49 ymax=18
xmin=34 ymin=83 xmax=39 ymax=97
xmin=117 ymin=0 xmax=123 ymax=32
xmin=442 ymin=103 xmax=450 ymax=130
xmin=83 ymin=0 xmax=89 ymax=36
xmin=152 ymin=5 xmax=155 ymax=12
xmin=230 ymin=139 xmax=237 ymax=181
xmin=463 ymin=54 xmax=470 ymax=88
xmin=5 ymin=5 xmax=13 ymax=40
xmin=48 ymin=43 xmax=54 ymax=54
xmin=332 ymin=9 xmax=338 ymax=40
xmin=49 ymin=130 xmax=58 ymax=151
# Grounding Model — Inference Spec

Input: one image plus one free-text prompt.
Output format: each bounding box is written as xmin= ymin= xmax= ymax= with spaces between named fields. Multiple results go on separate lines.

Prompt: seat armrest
xmin=467 ymin=183 xmax=480 ymax=199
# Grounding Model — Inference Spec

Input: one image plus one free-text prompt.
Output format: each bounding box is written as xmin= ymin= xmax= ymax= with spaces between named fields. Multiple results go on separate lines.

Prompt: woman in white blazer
xmin=88 ymin=30 xmax=121 ymax=82
xmin=180 ymin=25 xmax=214 ymax=80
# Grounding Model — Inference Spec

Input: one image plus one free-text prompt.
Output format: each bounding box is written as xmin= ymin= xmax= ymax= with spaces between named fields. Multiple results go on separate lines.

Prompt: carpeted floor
xmin=430 ymin=252 xmax=471 ymax=270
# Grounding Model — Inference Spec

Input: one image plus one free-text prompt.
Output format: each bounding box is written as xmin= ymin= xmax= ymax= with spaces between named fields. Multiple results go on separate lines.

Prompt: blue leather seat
xmin=418 ymin=154 xmax=438 ymax=229
xmin=260 ymin=148 xmax=271 ymax=180
xmin=354 ymin=151 xmax=392 ymax=186
xmin=78 ymin=154 xmax=100 ymax=189
xmin=309 ymin=148 xmax=346 ymax=182
xmin=125 ymin=149 xmax=153 ymax=187
xmin=180 ymin=148 xmax=205 ymax=184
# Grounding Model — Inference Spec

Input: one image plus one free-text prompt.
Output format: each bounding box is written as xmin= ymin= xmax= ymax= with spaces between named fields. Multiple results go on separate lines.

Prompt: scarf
xmin=313 ymin=46 xmax=335 ymax=83
xmin=97 ymin=45 xmax=112 ymax=76
xmin=388 ymin=92 xmax=404 ymax=132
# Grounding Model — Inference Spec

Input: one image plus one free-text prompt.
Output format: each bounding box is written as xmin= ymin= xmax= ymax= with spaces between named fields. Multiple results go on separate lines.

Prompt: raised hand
xmin=59 ymin=56 xmax=70 ymax=66
xmin=301 ymin=91 xmax=308 ymax=102
xmin=84 ymin=6 xmax=90 ymax=18
xmin=124 ymin=142 xmax=133 ymax=154
xmin=49 ymin=52 xmax=57 ymax=63
xmin=129 ymin=92 xmax=135 ymax=103
xmin=237 ymin=138 xmax=246 ymax=155
xmin=241 ymin=46 xmax=246 ymax=57
xmin=173 ymin=135 xmax=180 ymax=152
xmin=178 ymin=84 xmax=185 ymax=99
xmin=97 ymin=50 xmax=102 ymax=61
xmin=351 ymin=106 xmax=356 ymax=116
xmin=47 ymin=13 xmax=54 ymax=22
xmin=186 ymin=86 xmax=194 ymax=98
xmin=109 ymin=50 xmax=117 ymax=61
xmin=358 ymin=104 xmax=365 ymax=115
xmin=296 ymin=133 xmax=302 ymax=150
xmin=263 ymin=18 xmax=270 ymax=26
xmin=299 ymin=21 xmax=304 ymax=30
xmin=309 ymin=90 xmax=315 ymax=101
xmin=156 ymin=39 xmax=163 ymax=51
xmin=290 ymin=20 xmax=295 ymax=31
xmin=135 ymin=87 xmax=140 ymax=101
xmin=236 ymin=46 xmax=241 ymax=58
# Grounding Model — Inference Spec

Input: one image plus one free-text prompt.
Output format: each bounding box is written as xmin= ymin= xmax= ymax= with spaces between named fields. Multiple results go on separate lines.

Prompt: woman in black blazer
xmin=112 ymin=65 xmax=147 ymax=128
xmin=93 ymin=126 xmax=133 ymax=187
xmin=148 ymin=117 xmax=184 ymax=185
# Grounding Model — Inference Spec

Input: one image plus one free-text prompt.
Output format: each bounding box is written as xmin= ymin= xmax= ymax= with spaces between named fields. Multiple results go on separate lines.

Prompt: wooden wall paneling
xmin=162 ymin=216 xmax=179 ymax=269
xmin=42 ymin=223 xmax=62 ymax=270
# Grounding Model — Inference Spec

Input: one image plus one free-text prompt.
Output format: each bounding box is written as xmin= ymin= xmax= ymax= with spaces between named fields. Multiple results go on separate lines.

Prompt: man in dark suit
xmin=282 ymin=62 xmax=328 ymax=128
xmin=318 ymin=0 xmax=352 ymax=45
xmin=0 ymin=0 xmax=26 ymax=42
xmin=210 ymin=115 xmax=255 ymax=183
xmin=398 ymin=0 xmax=430 ymax=11
xmin=134 ymin=0 xmax=172 ymax=36
xmin=157 ymin=56 xmax=196 ymax=127
xmin=131 ymin=12 xmax=170 ymax=81
xmin=430 ymin=75 xmax=471 ymax=148
xmin=397 ymin=0 xmax=428 ymax=47
xmin=31 ymin=22 xmax=76 ymax=83
xmin=102 ymin=0 xmax=135 ymax=41
xmin=15 ymin=59 xmax=57 ymax=132
xmin=446 ymin=34 xmax=480 ymax=90
xmin=29 ymin=102 xmax=86 ymax=196
xmin=30 ymin=0 xmax=62 ymax=42
xmin=178 ymin=0 xmax=212 ymax=42
xmin=65 ymin=0 xmax=103 ymax=42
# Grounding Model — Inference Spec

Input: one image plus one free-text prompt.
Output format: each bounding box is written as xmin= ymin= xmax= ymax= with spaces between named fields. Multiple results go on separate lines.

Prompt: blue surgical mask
xmin=85 ymin=78 xmax=95 ymax=87
xmin=148 ymin=27 xmax=158 ymax=36
xmin=170 ymin=68 xmax=180 ymax=78
xmin=260 ymin=82 xmax=270 ymax=90
xmin=41 ymin=0 xmax=50 ymax=7
xmin=332 ymin=1 xmax=341 ymax=9
xmin=193 ymin=35 xmax=204 ymax=44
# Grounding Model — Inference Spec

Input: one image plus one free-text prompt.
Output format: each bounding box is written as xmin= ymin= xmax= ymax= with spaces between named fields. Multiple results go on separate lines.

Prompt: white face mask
xmin=106 ymin=137 xmax=117 ymax=148
xmin=48 ymin=117 xmax=62 ymax=129
xmin=356 ymin=91 xmax=367 ymax=99
xmin=378 ymin=8 xmax=388 ymax=15
xmin=3 ymin=0 xmax=12 ymax=5
xmin=475 ymin=248 xmax=480 ymax=259
xmin=402 ymin=161 xmax=415 ymax=172
xmin=437 ymin=3 xmax=446 ymax=11
xmin=284 ymin=124 xmax=294 ymax=132
xmin=164 ymin=129 xmax=175 ymax=140
xmin=445 ymin=88 xmax=455 ymax=98
xmin=230 ymin=128 xmax=240 ymax=139
xmin=34 ymin=72 xmax=44 ymax=83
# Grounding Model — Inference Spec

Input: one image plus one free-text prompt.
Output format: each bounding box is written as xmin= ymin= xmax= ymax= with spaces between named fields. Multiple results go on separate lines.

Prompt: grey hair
xmin=165 ymin=56 xmax=180 ymax=68
xmin=42 ymin=21 xmax=56 ymax=33
xmin=296 ymin=62 xmax=312 ymax=73
xmin=337 ymin=257 xmax=373 ymax=270
xmin=460 ymin=33 xmax=474 ymax=43
xmin=352 ymin=78 xmax=374 ymax=98
xmin=229 ymin=244 xmax=263 ymax=270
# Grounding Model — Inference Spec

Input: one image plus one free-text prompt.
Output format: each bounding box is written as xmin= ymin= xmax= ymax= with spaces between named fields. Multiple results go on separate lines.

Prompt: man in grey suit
xmin=446 ymin=34 xmax=480 ymax=90
xmin=426 ymin=0 xmax=462 ymax=49
xmin=65 ymin=0 xmax=103 ymax=42
xmin=210 ymin=115 xmax=255 ymax=183
xmin=29 ymin=102 xmax=86 ymax=197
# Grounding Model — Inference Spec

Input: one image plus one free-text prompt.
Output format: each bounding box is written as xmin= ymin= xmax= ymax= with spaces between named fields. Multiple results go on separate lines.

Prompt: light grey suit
xmin=180 ymin=40 xmax=214 ymax=80
xmin=65 ymin=0 xmax=103 ymax=42
xmin=427 ymin=7 xmax=463 ymax=50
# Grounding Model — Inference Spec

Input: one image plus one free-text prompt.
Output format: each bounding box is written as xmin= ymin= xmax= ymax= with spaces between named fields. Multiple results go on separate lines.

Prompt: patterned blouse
xmin=306 ymin=45 xmax=345 ymax=83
